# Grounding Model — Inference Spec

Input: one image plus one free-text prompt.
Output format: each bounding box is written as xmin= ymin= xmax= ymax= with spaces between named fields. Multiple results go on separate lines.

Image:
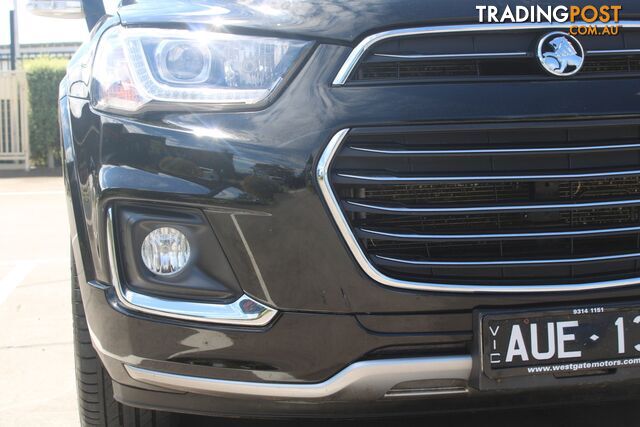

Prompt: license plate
xmin=480 ymin=304 xmax=640 ymax=380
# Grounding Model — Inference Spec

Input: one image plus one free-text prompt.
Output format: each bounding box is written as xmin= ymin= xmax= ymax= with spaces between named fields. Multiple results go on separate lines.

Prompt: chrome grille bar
xmin=335 ymin=169 xmax=640 ymax=184
xmin=346 ymin=142 xmax=640 ymax=156
xmin=375 ymin=253 xmax=640 ymax=267
xmin=372 ymin=50 xmax=640 ymax=61
xmin=372 ymin=52 xmax=528 ymax=60
xmin=344 ymin=198 xmax=640 ymax=215
xmin=588 ymin=49 xmax=640 ymax=55
xmin=358 ymin=225 xmax=640 ymax=241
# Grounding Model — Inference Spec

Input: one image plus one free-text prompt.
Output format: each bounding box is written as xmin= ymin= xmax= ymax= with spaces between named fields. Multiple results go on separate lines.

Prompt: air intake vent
xmin=319 ymin=121 xmax=640 ymax=292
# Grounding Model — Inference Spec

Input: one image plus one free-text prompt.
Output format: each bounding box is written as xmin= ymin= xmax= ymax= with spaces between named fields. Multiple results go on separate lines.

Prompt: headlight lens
xmin=157 ymin=40 xmax=212 ymax=84
xmin=90 ymin=26 xmax=311 ymax=113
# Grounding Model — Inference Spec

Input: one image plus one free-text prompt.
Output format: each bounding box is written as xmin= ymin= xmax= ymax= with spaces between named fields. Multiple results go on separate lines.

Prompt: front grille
xmin=355 ymin=56 xmax=640 ymax=82
xmin=348 ymin=26 xmax=640 ymax=83
xmin=323 ymin=121 xmax=640 ymax=288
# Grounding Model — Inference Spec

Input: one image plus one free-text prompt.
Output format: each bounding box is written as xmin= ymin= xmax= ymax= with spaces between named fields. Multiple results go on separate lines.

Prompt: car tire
xmin=71 ymin=254 xmax=175 ymax=427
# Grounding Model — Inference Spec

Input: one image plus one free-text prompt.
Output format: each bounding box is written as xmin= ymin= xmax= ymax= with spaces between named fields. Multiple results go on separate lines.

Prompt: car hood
xmin=118 ymin=0 xmax=640 ymax=44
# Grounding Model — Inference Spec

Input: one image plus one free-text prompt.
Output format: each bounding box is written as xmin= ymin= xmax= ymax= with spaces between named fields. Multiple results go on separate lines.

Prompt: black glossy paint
xmin=65 ymin=48 xmax=640 ymax=313
xmin=118 ymin=1 xmax=640 ymax=43
xmin=61 ymin=0 xmax=640 ymax=416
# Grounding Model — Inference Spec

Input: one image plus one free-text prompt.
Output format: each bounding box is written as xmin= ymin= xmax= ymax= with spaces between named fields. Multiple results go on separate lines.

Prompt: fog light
xmin=141 ymin=227 xmax=191 ymax=275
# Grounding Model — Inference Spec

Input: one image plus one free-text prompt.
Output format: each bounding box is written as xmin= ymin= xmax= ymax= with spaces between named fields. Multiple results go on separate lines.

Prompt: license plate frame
xmin=474 ymin=302 xmax=640 ymax=389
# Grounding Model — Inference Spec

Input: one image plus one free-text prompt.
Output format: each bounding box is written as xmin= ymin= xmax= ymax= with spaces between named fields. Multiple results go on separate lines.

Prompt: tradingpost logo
xmin=476 ymin=4 xmax=622 ymax=36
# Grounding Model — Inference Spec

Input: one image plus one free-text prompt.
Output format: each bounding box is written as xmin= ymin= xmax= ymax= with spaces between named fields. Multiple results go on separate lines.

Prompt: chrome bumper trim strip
xmin=125 ymin=355 xmax=471 ymax=400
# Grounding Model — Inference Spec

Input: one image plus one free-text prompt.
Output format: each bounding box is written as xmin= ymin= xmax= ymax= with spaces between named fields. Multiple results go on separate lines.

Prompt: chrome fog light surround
xmin=106 ymin=208 xmax=277 ymax=326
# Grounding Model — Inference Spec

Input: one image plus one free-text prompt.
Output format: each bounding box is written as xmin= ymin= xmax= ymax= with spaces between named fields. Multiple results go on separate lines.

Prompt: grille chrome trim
xmin=348 ymin=142 xmax=640 ymax=156
xmin=374 ymin=50 xmax=640 ymax=61
xmin=376 ymin=253 xmax=640 ymax=267
xmin=333 ymin=21 xmax=640 ymax=85
xmin=345 ymin=198 xmax=640 ymax=215
xmin=317 ymin=129 xmax=640 ymax=293
xmin=373 ymin=52 xmax=528 ymax=60
xmin=335 ymin=169 xmax=640 ymax=184
xmin=358 ymin=225 xmax=640 ymax=241
xmin=588 ymin=49 xmax=640 ymax=55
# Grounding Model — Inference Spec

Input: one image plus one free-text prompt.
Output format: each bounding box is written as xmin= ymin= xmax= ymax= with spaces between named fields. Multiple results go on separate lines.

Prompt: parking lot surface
xmin=0 ymin=174 xmax=637 ymax=426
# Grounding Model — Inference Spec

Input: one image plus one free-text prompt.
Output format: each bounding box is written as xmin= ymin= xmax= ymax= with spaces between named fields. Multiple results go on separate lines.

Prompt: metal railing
xmin=0 ymin=71 xmax=29 ymax=170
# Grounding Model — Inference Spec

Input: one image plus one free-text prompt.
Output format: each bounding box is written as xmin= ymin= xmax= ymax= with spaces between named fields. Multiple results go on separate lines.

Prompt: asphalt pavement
xmin=0 ymin=174 xmax=637 ymax=426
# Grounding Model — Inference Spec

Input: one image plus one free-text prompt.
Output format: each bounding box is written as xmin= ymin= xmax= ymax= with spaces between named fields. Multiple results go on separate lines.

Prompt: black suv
xmin=59 ymin=1 xmax=640 ymax=426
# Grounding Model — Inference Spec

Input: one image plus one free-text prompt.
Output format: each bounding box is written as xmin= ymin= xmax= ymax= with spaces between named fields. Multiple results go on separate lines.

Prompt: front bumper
xmin=80 ymin=276 xmax=640 ymax=418
xmin=80 ymin=276 xmax=478 ymax=417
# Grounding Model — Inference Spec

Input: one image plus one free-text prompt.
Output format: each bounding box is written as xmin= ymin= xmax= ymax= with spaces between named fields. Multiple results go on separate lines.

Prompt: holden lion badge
xmin=537 ymin=31 xmax=585 ymax=77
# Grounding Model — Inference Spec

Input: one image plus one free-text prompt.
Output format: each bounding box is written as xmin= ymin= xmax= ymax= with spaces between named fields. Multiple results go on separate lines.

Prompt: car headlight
xmin=90 ymin=26 xmax=312 ymax=113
